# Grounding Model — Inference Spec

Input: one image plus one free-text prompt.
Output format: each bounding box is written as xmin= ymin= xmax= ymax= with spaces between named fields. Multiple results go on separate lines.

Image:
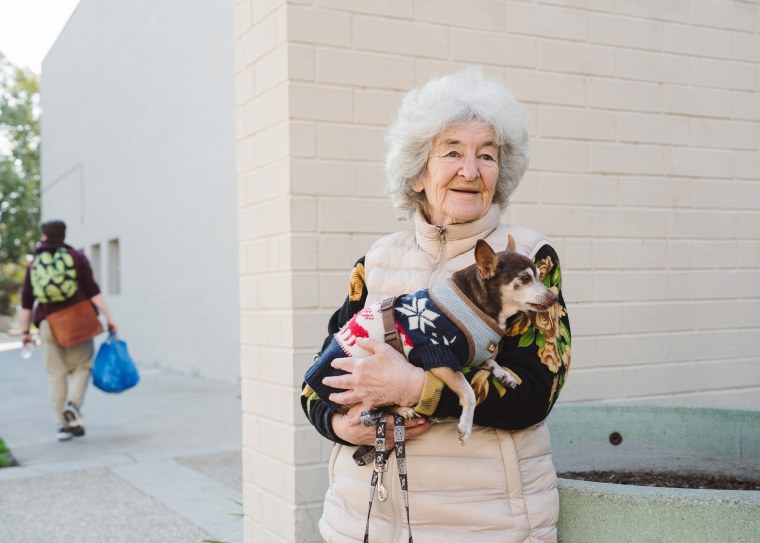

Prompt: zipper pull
xmin=436 ymin=226 xmax=447 ymax=264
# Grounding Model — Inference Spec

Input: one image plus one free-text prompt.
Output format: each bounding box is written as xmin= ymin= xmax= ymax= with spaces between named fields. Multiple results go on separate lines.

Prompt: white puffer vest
xmin=319 ymin=205 xmax=559 ymax=543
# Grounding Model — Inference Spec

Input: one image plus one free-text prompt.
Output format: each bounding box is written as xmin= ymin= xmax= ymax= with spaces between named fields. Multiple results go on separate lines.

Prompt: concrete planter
xmin=546 ymin=404 xmax=760 ymax=543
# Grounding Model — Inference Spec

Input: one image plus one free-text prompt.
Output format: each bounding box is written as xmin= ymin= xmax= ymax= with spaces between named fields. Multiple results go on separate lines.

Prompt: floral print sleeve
xmin=421 ymin=244 xmax=571 ymax=429
xmin=301 ymin=258 xmax=368 ymax=445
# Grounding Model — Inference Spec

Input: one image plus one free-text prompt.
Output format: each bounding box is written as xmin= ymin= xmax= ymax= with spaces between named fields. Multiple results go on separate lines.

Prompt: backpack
xmin=30 ymin=248 xmax=79 ymax=303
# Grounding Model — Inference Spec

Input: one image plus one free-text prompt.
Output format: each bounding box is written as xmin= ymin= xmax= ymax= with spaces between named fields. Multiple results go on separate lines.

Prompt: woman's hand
xmin=331 ymin=404 xmax=431 ymax=447
xmin=322 ymin=337 xmax=425 ymax=416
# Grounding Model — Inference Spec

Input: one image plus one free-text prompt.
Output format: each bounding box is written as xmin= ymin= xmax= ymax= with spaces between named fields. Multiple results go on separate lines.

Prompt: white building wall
xmin=235 ymin=1 xmax=760 ymax=541
xmin=42 ymin=0 xmax=239 ymax=383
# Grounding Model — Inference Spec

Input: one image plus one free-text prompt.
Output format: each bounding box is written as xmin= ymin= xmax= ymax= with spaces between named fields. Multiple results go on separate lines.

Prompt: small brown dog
xmin=304 ymin=235 xmax=558 ymax=444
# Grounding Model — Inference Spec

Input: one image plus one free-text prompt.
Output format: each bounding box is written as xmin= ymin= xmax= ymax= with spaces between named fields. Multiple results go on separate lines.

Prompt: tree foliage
xmin=0 ymin=51 xmax=40 ymax=314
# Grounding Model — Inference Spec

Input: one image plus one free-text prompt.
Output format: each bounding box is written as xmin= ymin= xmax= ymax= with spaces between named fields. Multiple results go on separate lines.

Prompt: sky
xmin=0 ymin=0 xmax=81 ymax=73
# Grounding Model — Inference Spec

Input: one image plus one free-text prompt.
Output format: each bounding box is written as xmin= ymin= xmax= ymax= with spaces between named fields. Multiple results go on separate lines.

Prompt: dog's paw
xmin=458 ymin=422 xmax=472 ymax=445
xmin=493 ymin=370 xmax=518 ymax=389
xmin=395 ymin=406 xmax=419 ymax=420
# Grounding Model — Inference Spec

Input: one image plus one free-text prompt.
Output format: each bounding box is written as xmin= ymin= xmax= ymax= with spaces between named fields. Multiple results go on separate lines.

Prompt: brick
xmin=670 ymin=330 xmax=740 ymax=362
xmin=318 ymin=197 xmax=400 ymax=233
xmin=559 ymin=367 xmax=626 ymax=401
xmin=450 ymin=29 xmax=536 ymax=68
xmin=689 ymin=0 xmax=757 ymax=32
xmin=505 ymin=69 xmax=587 ymax=107
xmin=414 ymin=0 xmax=506 ymax=31
xmin=735 ymin=150 xmax=760 ymax=181
xmin=696 ymin=300 xmax=760 ymax=330
xmin=288 ymin=45 xmax=315 ymax=81
xmin=663 ymin=23 xmax=733 ymax=60
xmin=288 ymin=6 xmax=350 ymax=47
xmin=617 ymin=113 xmax=689 ymax=145
xmin=538 ymin=106 xmax=616 ymax=141
xmin=289 ymin=121 xmax=316 ymax=158
xmin=669 ymin=270 xmax=737 ymax=300
xmin=563 ymin=269 xmax=593 ymax=302
xmin=294 ymin=273 xmax=321 ymax=309
xmin=587 ymin=78 xmax=661 ymax=113
xmin=254 ymin=46 xmax=288 ymax=95
xmin=732 ymin=33 xmax=760 ymax=63
xmin=589 ymin=13 xmax=662 ymax=51
xmin=538 ymin=173 xmax=618 ymax=206
xmin=663 ymin=85 xmax=734 ymax=119
xmin=289 ymin=83 xmax=354 ymax=122
xmin=235 ymin=0 xmax=252 ymax=38
xmin=291 ymin=159 xmax=355 ymax=196
xmin=290 ymin=197 xmax=318 ymax=233
xmin=290 ymin=233 xmax=320 ymax=272
xmin=690 ymin=58 xmax=757 ymax=92
xmin=594 ymin=271 xmax=669 ymax=302
xmin=509 ymin=171 xmax=539 ymax=204
xmin=236 ymin=66 xmax=255 ymax=106
xmin=594 ymin=208 xmax=669 ymax=239
xmin=560 ymin=239 xmax=593 ymax=270
xmin=738 ymin=241 xmax=760 ymax=268
xmin=316 ymin=124 xmax=385 ymax=162
xmin=541 ymin=0 xmax=614 ymax=13
xmin=237 ymin=14 xmax=277 ymax=71
xmin=595 ymin=333 xmax=670 ymax=366
xmin=619 ymin=177 xmax=692 ymax=208
xmin=354 ymin=16 xmax=449 ymax=60
xmin=733 ymin=90 xmax=760 ymax=122
xmin=667 ymin=147 xmax=735 ymax=179
xmin=253 ymin=122 xmax=289 ymax=166
xmin=590 ymin=143 xmax=665 ymax=175
xmin=690 ymin=119 xmax=759 ymax=150
xmin=244 ymin=87 xmax=279 ymax=135
xmin=623 ymin=302 xmax=696 ymax=333
xmin=537 ymin=40 xmax=615 ymax=77
xmin=353 ymin=163 xmax=386 ymax=197
xmin=736 ymin=213 xmax=760 ymax=240
xmin=616 ymin=49 xmax=689 ymax=84
xmin=316 ymin=49 xmax=415 ymax=90
xmin=624 ymin=362 xmax=701 ymax=397
xmin=530 ymin=139 xmax=589 ymax=173
xmin=354 ymin=89 xmax=404 ymax=126
xmin=506 ymin=3 xmax=588 ymax=41
xmin=509 ymin=204 xmax=594 ymax=238
xmin=693 ymin=179 xmax=760 ymax=211
xmin=315 ymin=0 xmax=414 ymax=18
xmin=668 ymin=210 xmax=737 ymax=239
xmin=294 ymin=310 xmax=336 ymax=348
xmin=251 ymin=0 xmax=283 ymax=24
xmin=696 ymin=358 xmax=760 ymax=392
xmin=615 ymin=0 xmax=688 ymax=23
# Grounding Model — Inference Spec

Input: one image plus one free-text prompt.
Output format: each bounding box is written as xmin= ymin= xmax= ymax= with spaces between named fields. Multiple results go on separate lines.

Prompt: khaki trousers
xmin=39 ymin=319 xmax=94 ymax=427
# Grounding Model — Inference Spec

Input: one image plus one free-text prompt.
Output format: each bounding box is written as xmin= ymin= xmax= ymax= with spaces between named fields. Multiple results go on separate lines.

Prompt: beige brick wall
xmin=236 ymin=1 xmax=760 ymax=541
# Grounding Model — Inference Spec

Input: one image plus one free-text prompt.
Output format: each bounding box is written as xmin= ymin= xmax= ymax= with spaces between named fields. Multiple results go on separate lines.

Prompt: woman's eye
xmin=444 ymin=151 xmax=458 ymax=158
xmin=481 ymin=154 xmax=494 ymax=161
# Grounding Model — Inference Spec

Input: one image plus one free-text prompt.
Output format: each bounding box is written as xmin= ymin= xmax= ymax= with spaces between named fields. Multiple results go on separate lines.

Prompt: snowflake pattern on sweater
xmin=304 ymin=290 xmax=469 ymax=413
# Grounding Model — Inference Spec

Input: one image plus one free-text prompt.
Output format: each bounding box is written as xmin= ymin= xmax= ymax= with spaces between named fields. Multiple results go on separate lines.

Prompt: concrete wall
xmin=42 ymin=0 xmax=239 ymax=383
xmin=236 ymin=1 xmax=760 ymax=541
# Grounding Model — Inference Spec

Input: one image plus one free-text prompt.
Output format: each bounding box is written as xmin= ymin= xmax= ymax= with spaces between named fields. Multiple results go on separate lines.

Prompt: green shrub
xmin=0 ymin=437 xmax=17 ymax=468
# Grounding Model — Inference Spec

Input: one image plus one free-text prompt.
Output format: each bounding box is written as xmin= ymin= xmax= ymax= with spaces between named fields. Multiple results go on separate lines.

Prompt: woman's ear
xmin=411 ymin=178 xmax=425 ymax=193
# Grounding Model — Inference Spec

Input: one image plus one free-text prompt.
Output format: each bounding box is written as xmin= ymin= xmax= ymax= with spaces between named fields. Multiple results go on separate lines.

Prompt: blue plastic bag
xmin=92 ymin=333 xmax=140 ymax=393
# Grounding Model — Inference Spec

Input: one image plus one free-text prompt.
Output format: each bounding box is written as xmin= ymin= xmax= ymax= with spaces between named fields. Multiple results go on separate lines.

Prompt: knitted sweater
xmin=304 ymin=282 xmax=504 ymax=412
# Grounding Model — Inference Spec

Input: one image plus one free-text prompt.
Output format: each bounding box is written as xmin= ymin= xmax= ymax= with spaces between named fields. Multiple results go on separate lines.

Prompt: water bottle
xmin=20 ymin=336 xmax=37 ymax=359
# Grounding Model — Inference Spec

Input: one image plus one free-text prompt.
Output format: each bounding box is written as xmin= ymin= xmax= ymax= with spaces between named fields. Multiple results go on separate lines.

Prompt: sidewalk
xmin=0 ymin=334 xmax=243 ymax=543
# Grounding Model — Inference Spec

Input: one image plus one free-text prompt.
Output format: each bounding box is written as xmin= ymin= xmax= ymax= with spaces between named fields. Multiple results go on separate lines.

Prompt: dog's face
xmin=475 ymin=236 xmax=558 ymax=325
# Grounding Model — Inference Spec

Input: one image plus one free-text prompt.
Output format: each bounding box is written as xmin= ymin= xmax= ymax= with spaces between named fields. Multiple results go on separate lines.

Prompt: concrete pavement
xmin=0 ymin=334 xmax=243 ymax=543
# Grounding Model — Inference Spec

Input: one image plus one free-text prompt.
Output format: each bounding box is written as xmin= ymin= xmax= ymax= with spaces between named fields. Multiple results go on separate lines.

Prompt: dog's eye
xmin=519 ymin=272 xmax=532 ymax=284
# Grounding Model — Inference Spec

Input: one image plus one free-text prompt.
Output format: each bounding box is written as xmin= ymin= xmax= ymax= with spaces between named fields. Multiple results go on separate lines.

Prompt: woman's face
xmin=413 ymin=119 xmax=500 ymax=226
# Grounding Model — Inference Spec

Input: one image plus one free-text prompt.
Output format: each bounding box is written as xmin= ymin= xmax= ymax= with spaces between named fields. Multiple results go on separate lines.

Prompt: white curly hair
xmin=385 ymin=67 xmax=530 ymax=216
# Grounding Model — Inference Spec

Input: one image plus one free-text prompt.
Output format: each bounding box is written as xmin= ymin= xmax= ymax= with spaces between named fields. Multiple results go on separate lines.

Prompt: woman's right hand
xmin=331 ymin=404 xmax=431 ymax=447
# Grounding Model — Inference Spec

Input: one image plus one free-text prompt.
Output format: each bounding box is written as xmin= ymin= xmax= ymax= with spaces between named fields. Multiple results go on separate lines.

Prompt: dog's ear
xmin=475 ymin=239 xmax=499 ymax=279
xmin=506 ymin=234 xmax=516 ymax=252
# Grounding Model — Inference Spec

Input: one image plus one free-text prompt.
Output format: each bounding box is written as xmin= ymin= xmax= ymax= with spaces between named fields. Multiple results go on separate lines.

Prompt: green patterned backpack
xmin=30 ymin=248 xmax=79 ymax=303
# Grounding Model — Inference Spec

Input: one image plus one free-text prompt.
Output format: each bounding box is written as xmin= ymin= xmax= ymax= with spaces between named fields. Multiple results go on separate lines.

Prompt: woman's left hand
xmin=322 ymin=337 xmax=425 ymax=420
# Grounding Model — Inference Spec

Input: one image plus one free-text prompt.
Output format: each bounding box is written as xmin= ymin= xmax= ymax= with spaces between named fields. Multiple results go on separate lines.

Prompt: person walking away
xmin=19 ymin=220 xmax=118 ymax=441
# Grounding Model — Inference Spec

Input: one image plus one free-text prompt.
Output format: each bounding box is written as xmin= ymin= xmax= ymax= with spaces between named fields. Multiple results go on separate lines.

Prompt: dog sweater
xmin=304 ymin=281 xmax=504 ymax=412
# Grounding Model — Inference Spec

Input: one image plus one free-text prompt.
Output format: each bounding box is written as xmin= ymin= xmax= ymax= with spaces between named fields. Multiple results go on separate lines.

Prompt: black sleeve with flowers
xmin=300 ymin=246 xmax=571 ymax=441
xmin=301 ymin=258 xmax=368 ymax=446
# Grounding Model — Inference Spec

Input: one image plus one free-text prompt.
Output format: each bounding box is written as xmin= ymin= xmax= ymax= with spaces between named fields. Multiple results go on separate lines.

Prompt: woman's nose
xmin=459 ymin=155 xmax=480 ymax=181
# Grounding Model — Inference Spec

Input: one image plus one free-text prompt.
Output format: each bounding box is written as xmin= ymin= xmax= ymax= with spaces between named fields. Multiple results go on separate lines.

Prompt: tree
xmin=0 ymin=52 xmax=40 ymax=315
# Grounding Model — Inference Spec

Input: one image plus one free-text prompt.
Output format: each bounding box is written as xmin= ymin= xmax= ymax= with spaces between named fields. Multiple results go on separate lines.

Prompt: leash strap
xmin=359 ymin=412 xmax=414 ymax=543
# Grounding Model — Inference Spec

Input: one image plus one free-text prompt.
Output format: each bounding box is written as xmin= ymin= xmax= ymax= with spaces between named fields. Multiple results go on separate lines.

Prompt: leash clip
xmin=374 ymin=458 xmax=389 ymax=502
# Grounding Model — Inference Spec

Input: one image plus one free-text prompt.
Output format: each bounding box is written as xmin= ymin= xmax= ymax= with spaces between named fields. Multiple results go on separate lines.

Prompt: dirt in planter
xmin=558 ymin=470 xmax=760 ymax=491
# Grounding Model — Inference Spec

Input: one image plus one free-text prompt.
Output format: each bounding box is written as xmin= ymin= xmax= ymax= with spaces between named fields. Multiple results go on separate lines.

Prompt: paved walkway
xmin=0 ymin=334 xmax=243 ymax=543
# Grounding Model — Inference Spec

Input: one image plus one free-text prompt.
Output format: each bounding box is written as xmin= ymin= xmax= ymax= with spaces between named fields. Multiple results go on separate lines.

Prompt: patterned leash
xmin=355 ymin=411 xmax=413 ymax=543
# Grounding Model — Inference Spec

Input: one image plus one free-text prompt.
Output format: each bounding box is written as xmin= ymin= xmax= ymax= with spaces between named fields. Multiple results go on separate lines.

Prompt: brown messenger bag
xmin=46 ymin=300 xmax=104 ymax=348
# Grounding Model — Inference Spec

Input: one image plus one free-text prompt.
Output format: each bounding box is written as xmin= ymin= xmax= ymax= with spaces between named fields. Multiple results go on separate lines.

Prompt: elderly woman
xmin=302 ymin=68 xmax=571 ymax=543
